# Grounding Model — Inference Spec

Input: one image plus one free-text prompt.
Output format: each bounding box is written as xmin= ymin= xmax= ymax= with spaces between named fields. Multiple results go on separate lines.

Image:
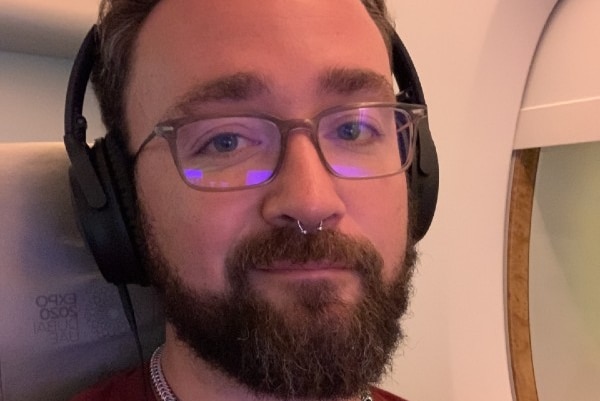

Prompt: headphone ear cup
xmin=391 ymin=31 xmax=439 ymax=241
xmin=69 ymin=134 xmax=148 ymax=285
xmin=409 ymin=118 xmax=439 ymax=242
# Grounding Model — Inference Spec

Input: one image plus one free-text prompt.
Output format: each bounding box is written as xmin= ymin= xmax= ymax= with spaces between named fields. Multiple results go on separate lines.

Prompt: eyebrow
xmin=166 ymin=67 xmax=395 ymax=119
xmin=317 ymin=67 xmax=395 ymax=101
xmin=169 ymin=72 xmax=271 ymax=117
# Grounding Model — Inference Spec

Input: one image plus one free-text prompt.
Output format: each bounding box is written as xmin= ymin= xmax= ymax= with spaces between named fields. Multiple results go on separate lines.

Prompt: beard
xmin=142 ymin=219 xmax=417 ymax=401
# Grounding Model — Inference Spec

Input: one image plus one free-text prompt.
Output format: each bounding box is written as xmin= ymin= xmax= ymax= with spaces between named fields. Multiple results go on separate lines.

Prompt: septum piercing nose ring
xmin=297 ymin=220 xmax=324 ymax=235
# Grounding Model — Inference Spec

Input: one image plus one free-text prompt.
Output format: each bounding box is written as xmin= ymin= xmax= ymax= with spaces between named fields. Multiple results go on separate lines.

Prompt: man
xmin=69 ymin=0 xmax=431 ymax=400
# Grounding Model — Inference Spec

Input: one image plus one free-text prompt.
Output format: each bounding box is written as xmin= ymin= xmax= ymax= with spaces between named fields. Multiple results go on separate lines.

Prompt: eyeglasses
xmin=134 ymin=102 xmax=426 ymax=191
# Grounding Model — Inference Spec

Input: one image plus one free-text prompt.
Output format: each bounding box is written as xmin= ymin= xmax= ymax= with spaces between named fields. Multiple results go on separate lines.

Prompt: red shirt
xmin=70 ymin=366 xmax=408 ymax=401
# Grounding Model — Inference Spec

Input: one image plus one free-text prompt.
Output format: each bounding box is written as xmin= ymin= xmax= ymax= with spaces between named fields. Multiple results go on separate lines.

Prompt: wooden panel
xmin=506 ymin=148 xmax=540 ymax=401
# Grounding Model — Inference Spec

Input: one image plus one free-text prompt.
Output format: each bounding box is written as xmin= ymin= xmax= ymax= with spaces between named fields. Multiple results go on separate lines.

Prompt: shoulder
xmin=69 ymin=366 xmax=150 ymax=401
xmin=371 ymin=386 xmax=410 ymax=401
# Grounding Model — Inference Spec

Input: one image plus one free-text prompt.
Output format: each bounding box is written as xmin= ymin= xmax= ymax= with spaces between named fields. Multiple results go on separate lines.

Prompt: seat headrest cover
xmin=0 ymin=143 xmax=163 ymax=401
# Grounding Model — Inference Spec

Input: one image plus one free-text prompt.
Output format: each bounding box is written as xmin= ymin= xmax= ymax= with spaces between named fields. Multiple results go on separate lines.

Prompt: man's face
xmin=126 ymin=0 xmax=414 ymax=397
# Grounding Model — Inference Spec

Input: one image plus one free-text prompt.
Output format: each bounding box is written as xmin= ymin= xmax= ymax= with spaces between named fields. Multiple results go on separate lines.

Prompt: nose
xmin=261 ymin=131 xmax=346 ymax=231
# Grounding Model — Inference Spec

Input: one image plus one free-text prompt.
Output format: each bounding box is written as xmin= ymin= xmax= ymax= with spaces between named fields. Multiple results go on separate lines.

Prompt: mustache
xmin=225 ymin=226 xmax=384 ymax=276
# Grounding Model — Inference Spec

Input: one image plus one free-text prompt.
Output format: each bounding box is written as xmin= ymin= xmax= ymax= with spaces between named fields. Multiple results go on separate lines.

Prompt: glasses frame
xmin=134 ymin=101 xmax=427 ymax=191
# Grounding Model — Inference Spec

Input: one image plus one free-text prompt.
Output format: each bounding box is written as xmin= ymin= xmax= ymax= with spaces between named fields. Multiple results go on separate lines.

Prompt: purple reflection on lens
xmin=183 ymin=168 xmax=203 ymax=183
xmin=331 ymin=164 xmax=369 ymax=177
xmin=246 ymin=170 xmax=273 ymax=186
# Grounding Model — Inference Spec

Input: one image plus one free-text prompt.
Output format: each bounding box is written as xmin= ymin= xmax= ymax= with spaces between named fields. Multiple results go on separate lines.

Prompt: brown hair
xmin=91 ymin=0 xmax=396 ymax=147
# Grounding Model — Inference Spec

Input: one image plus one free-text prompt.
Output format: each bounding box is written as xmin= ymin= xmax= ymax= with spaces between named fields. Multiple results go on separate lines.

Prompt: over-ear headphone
xmin=389 ymin=31 xmax=439 ymax=242
xmin=64 ymin=26 xmax=439 ymax=287
xmin=64 ymin=27 xmax=146 ymax=286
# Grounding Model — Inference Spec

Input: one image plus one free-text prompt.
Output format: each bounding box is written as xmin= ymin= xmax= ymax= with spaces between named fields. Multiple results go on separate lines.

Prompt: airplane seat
xmin=0 ymin=142 xmax=164 ymax=401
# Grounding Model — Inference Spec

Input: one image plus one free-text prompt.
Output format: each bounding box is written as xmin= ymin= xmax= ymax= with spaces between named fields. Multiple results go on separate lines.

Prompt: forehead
xmin=126 ymin=0 xmax=391 ymax=142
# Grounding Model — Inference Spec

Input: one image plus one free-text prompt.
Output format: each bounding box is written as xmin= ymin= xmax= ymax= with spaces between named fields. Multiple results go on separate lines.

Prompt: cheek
xmin=136 ymin=154 xmax=259 ymax=292
xmin=344 ymin=176 xmax=408 ymax=282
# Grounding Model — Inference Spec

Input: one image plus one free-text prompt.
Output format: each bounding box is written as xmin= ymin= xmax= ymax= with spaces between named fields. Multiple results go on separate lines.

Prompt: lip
xmin=251 ymin=262 xmax=354 ymax=280
xmin=255 ymin=261 xmax=348 ymax=272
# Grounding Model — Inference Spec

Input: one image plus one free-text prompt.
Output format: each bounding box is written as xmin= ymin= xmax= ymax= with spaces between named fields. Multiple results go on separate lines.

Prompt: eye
xmin=334 ymin=120 xmax=380 ymax=143
xmin=209 ymin=133 xmax=240 ymax=153
xmin=336 ymin=122 xmax=366 ymax=140
xmin=195 ymin=131 xmax=258 ymax=156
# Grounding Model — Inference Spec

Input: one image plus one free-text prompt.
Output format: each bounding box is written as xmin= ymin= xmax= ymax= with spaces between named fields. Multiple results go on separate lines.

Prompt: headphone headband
xmin=390 ymin=30 xmax=425 ymax=105
xmin=64 ymin=27 xmax=107 ymax=209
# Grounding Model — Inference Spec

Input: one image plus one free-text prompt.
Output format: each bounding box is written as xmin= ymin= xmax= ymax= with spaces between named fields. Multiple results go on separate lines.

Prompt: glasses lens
xmin=174 ymin=117 xmax=281 ymax=189
xmin=317 ymin=106 xmax=413 ymax=178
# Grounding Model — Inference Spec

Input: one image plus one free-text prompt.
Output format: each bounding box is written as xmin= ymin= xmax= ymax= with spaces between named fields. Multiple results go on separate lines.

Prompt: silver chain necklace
xmin=150 ymin=346 xmax=177 ymax=401
xmin=149 ymin=346 xmax=373 ymax=401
